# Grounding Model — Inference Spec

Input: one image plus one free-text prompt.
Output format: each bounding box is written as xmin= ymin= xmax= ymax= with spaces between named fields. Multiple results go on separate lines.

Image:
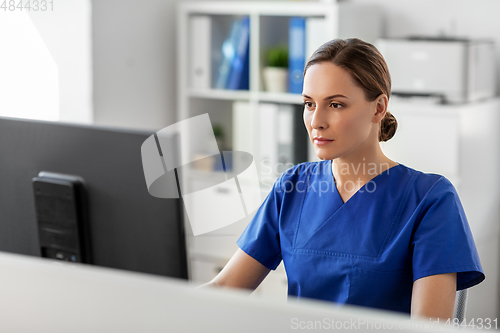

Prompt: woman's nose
xmin=310 ymin=106 xmax=328 ymax=130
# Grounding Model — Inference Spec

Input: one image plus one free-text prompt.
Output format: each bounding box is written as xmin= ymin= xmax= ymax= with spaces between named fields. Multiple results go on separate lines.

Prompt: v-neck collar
xmin=329 ymin=159 xmax=403 ymax=205
xmin=292 ymin=160 xmax=406 ymax=250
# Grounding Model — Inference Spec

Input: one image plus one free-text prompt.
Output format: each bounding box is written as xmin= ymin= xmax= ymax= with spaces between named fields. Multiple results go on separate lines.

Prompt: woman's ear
xmin=372 ymin=94 xmax=388 ymax=124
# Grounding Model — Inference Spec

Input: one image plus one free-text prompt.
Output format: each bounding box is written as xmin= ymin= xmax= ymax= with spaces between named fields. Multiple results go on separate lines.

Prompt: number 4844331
xmin=1 ymin=0 xmax=54 ymax=11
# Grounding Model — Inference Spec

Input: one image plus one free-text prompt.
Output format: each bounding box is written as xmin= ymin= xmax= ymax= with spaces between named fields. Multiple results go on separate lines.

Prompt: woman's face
xmin=302 ymin=62 xmax=385 ymax=161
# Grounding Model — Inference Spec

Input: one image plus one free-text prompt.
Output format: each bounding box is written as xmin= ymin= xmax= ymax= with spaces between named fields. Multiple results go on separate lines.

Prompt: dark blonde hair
xmin=303 ymin=38 xmax=397 ymax=142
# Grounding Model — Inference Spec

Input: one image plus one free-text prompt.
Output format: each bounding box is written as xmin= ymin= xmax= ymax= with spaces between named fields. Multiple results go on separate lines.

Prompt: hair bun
xmin=379 ymin=111 xmax=397 ymax=142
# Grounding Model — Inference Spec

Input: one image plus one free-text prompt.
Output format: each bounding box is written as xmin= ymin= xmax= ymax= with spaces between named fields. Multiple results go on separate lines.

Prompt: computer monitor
xmin=0 ymin=116 xmax=188 ymax=279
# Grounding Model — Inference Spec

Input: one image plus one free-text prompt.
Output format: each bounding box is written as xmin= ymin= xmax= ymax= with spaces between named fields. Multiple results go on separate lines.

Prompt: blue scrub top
xmin=236 ymin=160 xmax=485 ymax=315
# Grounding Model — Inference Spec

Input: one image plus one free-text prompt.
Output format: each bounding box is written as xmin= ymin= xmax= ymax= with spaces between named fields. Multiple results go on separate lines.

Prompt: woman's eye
xmin=330 ymin=102 xmax=342 ymax=109
xmin=303 ymin=102 xmax=314 ymax=109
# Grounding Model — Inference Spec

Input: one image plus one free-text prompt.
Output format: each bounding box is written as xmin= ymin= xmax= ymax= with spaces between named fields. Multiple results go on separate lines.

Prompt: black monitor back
xmin=0 ymin=116 xmax=188 ymax=279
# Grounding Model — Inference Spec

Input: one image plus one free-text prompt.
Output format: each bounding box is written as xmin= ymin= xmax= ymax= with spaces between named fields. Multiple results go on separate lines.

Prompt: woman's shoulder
xmin=395 ymin=163 xmax=459 ymax=201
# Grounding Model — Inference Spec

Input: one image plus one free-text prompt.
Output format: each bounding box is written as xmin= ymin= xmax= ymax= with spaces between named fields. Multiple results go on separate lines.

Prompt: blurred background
xmin=1 ymin=0 xmax=499 ymax=322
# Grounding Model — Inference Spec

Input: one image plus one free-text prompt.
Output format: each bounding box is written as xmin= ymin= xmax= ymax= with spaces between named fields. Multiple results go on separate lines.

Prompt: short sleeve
xmin=236 ymin=174 xmax=284 ymax=271
xmin=411 ymin=177 xmax=485 ymax=290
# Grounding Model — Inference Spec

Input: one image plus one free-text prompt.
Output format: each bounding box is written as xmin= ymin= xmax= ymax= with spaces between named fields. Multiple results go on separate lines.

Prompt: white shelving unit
xmin=177 ymin=1 xmax=339 ymax=112
xmin=176 ymin=0 xmax=382 ymax=300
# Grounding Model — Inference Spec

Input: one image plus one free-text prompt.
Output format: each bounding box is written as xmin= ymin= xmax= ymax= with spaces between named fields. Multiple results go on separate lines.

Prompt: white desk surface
xmin=0 ymin=251 xmax=482 ymax=332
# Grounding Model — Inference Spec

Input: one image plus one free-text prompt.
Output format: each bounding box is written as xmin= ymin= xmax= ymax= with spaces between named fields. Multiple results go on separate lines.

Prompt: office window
xmin=0 ymin=0 xmax=92 ymax=123
xmin=0 ymin=11 xmax=59 ymax=121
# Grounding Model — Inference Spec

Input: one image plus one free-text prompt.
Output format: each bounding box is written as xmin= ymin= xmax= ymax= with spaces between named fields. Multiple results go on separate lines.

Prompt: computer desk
xmin=0 ymin=251 xmax=479 ymax=332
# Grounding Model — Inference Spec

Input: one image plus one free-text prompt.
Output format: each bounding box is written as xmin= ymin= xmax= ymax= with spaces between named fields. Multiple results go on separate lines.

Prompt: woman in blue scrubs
xmin=203 ymin=38 xmax=485 ymax=320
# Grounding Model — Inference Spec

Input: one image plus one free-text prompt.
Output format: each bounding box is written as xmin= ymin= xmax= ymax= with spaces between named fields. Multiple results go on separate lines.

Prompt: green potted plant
xmin=262 ymin=45 xmax=288 ymax=93
xmin=212 ymin=124 xmax=225 ymax=150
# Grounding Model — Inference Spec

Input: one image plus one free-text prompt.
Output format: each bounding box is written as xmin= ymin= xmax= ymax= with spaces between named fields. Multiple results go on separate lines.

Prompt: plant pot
xmin=262 ymin=67 xmax=288 ymax=93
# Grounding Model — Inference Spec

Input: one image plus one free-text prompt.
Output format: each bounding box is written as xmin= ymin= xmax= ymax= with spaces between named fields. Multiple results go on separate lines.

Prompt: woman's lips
xmin=313 ymin=138 xmax=334 ymax=146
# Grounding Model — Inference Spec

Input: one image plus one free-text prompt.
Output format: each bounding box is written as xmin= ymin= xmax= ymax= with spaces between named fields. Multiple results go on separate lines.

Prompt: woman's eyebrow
xmin=301 ymin=94 xmax=348 ymax=100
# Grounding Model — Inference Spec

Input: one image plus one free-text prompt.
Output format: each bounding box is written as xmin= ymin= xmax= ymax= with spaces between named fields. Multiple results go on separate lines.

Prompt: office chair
xmin=453 ymin=289 xmax=468 ymax=323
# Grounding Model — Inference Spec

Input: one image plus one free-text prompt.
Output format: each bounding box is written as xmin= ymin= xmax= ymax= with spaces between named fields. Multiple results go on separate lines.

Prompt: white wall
xmin=91 ymin=0 xmax=180 ymax=131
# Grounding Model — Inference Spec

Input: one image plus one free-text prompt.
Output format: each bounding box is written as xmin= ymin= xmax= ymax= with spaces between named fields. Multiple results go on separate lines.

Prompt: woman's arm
xmin=197 ymin=248 xmax=271 ymax=291
xmin=411 ymin=272 xmax=457 ymax=320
